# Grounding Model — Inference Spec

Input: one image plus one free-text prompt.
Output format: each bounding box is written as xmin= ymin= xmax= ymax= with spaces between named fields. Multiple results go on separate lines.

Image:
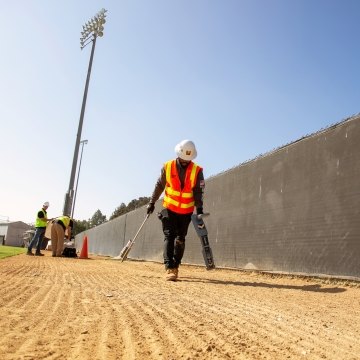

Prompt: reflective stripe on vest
xmin=163 ymin=160 xmax=201 ymax=214
xmin=35 ymin=209 xmax=47 ymax=228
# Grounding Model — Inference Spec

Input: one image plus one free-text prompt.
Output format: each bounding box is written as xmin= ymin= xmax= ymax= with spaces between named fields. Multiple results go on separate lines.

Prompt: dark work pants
xmin=28 ymin=227 xmax=46 ymax=254
xmin=160 ymin=209 xmax=192 ymax=269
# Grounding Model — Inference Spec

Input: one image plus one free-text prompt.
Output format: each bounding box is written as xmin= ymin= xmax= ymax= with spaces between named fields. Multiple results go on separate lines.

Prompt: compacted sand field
xmin=0 ymin=252 xmax=359 ymax=360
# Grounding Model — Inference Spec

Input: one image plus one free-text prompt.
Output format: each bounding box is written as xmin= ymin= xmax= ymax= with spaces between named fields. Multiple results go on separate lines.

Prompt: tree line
xmin=73 ymin=196 xmax=150 ymax=236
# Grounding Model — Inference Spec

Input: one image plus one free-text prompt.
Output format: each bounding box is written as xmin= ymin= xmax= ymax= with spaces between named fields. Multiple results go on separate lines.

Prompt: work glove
xmin=196 ymin=207 xmax=204 ymax=215
xmin=147 ymin=202 xmax=155 ymax=214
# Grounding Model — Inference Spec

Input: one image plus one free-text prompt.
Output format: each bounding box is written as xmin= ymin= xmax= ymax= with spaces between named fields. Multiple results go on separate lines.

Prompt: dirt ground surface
xmin=0 ymin=252 xmax=359 ymax=360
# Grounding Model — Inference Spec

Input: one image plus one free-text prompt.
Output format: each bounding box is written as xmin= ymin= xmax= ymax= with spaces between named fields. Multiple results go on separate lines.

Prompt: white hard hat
xmin=43 ymin=201 xmax=50 ymax=207
xmin=175 ymin=140 xmax=197 ymax=161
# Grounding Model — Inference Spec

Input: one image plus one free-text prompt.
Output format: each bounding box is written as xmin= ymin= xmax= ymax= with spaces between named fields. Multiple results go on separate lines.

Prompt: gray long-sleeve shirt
xmin=150 ymin=158 xmax=205 ymax=211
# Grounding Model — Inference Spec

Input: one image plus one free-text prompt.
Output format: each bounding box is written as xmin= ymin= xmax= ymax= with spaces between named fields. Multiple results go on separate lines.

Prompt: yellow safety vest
xmin=35 ymin=209 xmax=47 ymax=228
xmin=57 ymin=216 xmax=71 ymax=228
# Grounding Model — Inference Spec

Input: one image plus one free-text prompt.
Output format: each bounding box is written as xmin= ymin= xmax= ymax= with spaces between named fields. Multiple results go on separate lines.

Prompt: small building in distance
xmin=0 ymin=221 xmax=32 ymax=247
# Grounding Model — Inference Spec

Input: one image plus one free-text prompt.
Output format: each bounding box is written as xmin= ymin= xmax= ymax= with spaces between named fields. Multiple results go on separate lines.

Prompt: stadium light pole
xmin=71 ymin=139 xmax=88 ymax=219
xmin=63 ymin=8 xmax=107 ymax=216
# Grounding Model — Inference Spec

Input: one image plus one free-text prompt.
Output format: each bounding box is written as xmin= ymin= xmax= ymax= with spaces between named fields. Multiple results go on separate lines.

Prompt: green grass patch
xmin=0 ymin=245 xmax=27 ymax=259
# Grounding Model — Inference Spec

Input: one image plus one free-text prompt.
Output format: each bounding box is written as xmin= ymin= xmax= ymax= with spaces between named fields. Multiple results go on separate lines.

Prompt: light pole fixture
xmin=63 ymin=8 xmax=107 ymax=217
xmin=71 ymin=139 xmax=88 ymax=219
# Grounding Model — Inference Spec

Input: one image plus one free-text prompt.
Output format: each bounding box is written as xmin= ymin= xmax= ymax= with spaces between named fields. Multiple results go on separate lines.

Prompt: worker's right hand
xmin=146 ymin=202 xmax=155 ymax=214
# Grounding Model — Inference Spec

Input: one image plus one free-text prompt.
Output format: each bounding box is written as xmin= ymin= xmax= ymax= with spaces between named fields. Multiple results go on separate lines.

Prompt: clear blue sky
xmin=0 ymin=0 xmax=359 ymax=224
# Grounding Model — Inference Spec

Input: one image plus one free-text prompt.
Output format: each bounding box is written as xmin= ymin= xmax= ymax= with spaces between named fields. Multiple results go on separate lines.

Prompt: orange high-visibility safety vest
xmin=163 ymin=160 xmax=202 ymax=214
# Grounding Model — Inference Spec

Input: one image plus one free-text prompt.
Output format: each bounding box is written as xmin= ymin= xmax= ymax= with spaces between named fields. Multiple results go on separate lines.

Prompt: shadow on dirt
xmin=179 ymin=277 xmax=347 ymax=293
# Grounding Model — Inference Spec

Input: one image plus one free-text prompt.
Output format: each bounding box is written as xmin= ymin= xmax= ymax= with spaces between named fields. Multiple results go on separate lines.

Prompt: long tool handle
xmin=119 ymin=213 xmax=150 ymax=262
xmin=131 ymin=213 xmax=150 ymax=243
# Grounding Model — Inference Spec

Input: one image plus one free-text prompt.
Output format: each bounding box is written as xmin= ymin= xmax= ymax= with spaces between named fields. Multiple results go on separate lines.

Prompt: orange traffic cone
xmin=79 ymin=235 xmax=88 ymax=259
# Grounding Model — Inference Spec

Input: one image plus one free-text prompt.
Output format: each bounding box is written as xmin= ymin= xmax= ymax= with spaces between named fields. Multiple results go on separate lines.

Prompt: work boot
xmin=165 ymin=268 xmax=177 ymax=281
xmin=26 ymin=250 xmax=34 ymax=256
xmin=35 ymin=252 xmax=44 ymax=256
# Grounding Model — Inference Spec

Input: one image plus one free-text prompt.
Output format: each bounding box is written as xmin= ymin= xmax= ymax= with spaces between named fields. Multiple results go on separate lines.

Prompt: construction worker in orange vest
xmin=147 ymin=140 xmax=205 ymax=281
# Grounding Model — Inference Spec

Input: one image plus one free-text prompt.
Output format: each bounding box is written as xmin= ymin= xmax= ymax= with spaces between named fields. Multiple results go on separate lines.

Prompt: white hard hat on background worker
xmin=175 ymin=140 xmax=197 ymax=161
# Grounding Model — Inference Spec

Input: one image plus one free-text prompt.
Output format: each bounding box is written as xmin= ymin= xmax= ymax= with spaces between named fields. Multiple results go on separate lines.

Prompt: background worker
xmin=27 ymin=201 xmax=52 ymax=256
xmin=50 ymin=215 xmax=74 ymax=257
xmin=147 ymin=140 xmax=205 ymax=281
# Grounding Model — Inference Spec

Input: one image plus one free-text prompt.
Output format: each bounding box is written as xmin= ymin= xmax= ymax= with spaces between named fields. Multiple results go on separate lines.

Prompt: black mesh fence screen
xmin=76 ymin=114 xmax=360 ymax=279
